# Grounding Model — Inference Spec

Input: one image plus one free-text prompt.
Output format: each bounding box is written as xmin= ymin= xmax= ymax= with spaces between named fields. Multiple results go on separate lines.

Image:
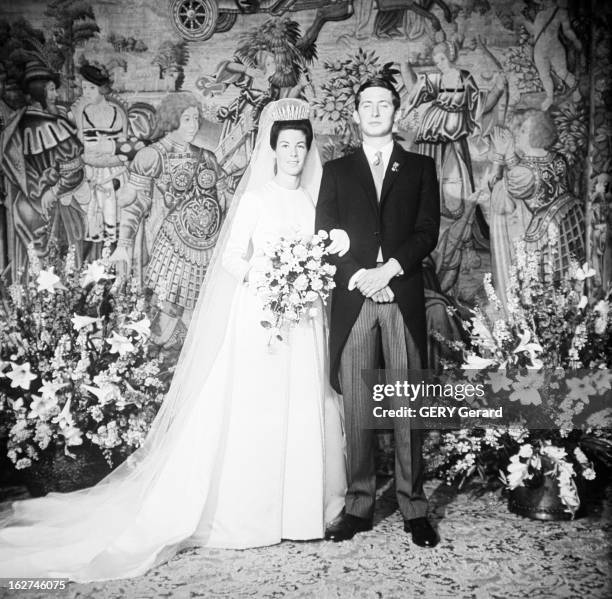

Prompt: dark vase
xmin=508 ymin=462 xmax=585 ymax=521
xmin=19 ymin=443 xmax=112 ymax=497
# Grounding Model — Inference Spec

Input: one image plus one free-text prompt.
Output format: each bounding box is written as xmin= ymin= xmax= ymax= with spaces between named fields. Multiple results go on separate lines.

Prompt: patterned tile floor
xmin=1 ymin=479 xmax=610 ymax=599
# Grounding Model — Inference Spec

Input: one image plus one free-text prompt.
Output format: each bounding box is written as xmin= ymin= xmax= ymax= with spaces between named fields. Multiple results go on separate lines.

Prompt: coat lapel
xmin=353 ymin=147 xmax=379 ymax=217
xmin=380 ymin=142 xmax=406 ymax=207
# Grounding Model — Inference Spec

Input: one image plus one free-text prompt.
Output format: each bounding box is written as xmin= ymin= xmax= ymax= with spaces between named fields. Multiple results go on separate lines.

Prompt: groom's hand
xmin=356 ymin=260 xmax=401 ymax=297
xmin=371 ymin=286 xmax=395 ymax=303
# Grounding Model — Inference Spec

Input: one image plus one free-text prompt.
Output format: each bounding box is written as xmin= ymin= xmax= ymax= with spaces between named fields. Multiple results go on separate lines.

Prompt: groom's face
xmin=353 ymin=87 xmax=396 ymax=139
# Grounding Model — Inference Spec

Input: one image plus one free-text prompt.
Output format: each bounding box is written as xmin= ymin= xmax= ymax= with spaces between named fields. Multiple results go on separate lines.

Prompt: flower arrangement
xmin=0 ymin=245 xmax=171 ymax=471
xmin=249 ymin=230 xmax=336 ymax=344
xmin=431 ymin=239 xmax=612 ymax=517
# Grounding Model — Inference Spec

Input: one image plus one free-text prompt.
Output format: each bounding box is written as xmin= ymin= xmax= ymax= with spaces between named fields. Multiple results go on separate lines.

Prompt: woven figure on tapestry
xmin=144 ymin=143 xmax=225 ymax=310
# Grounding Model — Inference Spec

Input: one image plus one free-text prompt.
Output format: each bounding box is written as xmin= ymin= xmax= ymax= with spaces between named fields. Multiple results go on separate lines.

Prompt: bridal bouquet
xmin=250 ymin=230 xmax=336 ymax=344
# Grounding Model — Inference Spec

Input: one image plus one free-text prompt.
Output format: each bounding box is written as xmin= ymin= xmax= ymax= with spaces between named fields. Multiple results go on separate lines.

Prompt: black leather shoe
xmin=325 ymin=513 xmax=373 ymax=542
xmin=404 ymin=517 xmax=439 ymax=548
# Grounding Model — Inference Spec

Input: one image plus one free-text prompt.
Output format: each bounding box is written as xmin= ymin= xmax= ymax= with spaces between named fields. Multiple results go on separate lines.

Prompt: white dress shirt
xmin=348 ymin=140 xmax=403 ymax=295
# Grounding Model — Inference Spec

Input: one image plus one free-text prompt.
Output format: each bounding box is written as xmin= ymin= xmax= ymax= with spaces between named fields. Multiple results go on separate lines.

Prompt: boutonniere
xmin=391 ymin=161 xmax=400 ymax=173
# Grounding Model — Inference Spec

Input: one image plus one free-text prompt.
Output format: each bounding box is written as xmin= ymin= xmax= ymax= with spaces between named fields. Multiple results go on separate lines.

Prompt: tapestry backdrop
xmin=0 ymin=0 xmax=610 ymax=331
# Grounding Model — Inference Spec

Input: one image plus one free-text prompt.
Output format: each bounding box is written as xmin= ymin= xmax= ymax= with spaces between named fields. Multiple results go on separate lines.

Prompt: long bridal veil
xmin=0 ymin=99 xmax=343 ymax=582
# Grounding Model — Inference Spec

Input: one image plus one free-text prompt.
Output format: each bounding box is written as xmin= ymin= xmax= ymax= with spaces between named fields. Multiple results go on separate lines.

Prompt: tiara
xmin=268 ymin=99 xmax=310 ymax=122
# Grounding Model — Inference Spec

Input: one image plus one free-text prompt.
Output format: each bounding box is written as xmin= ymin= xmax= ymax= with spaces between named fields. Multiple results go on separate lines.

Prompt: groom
xmin=315 ymin=77 xmax=441 ymax=547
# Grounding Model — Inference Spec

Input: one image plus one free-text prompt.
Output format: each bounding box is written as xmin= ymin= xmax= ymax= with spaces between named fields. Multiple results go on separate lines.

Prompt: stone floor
xmin=1 ymin=478 xmax=610 ymax=599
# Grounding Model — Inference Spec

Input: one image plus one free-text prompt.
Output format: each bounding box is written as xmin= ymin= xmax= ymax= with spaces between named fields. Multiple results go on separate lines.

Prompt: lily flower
xmin=124 ymin=316 xmax=151 ymax=340
xmin=83 ymin=383 xmax=121 ymax=405
xmin=37 ymin=268 xmax=66 ymax=294
xmin=81 ymin=261 xmax=114 ymax=287
xmin=6 ymin=362 xmax=37 ymax=390
xmin=71 ymin=314 xmax=99 ymax=331
xmin=106 ymin=331 xmax=135 ymax=356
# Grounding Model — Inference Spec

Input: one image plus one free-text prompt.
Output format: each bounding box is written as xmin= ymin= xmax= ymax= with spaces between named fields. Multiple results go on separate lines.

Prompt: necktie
xmin=372 ymin=150 xmax=384 ymax=201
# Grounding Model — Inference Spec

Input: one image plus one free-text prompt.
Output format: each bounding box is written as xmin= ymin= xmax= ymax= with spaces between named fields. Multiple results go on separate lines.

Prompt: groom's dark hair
xmin=355 ymin=77 xmax=401 ymax=111
xmin=270 ymin=119 xmax=313 ymax=151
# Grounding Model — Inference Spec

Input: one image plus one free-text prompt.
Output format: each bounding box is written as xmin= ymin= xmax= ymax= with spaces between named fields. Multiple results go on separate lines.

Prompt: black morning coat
xmin=315 ymin=142 xmax=441 ymax=393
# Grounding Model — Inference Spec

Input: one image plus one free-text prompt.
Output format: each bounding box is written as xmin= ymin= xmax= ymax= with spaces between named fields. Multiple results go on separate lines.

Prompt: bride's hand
xmin=328 ymin=229 xmax=350 ymax=257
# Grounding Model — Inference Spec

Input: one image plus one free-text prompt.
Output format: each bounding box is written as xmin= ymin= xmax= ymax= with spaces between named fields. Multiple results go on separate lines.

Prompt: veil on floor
xmin=0 ymin=98 xmax=345 ymax=582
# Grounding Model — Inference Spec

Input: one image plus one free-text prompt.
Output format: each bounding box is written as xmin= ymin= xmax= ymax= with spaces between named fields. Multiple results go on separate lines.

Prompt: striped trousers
xmin=339 ymin=298 xmax=428 ymax=521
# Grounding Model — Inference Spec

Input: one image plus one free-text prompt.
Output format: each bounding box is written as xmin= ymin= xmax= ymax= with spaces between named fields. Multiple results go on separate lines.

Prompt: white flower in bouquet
xmin=34 ymin=421 xmax=53 ymax=450
xmin=61 ymin=423 xmax=83 ymax=447
xmin=507 ymin=426 xmax=530 ymax=442
xmin=310 ymin=277 xmax=324 ymax=292
xmin=37 ymin=268 xmax=65 ymax=294
xmin=252 ymin=233 xmax=336 ymax=344
xmin=83 ymin=383 xmax=121 ymax=405
xmin=106 ymin=331 xmax=136 ymax=356
xmin=6 ymin=362 xmax=37 ymax=390
xmin=582 ymin=467 xmax=596 ymax=480
xmin=506 ymin=454 xmax=532 ymax=489
xmin=15 ymin=458 xmax=32 ymax=470
xmin=540 ymin=443 xmax=567 ymax=462
xmin=293 ymin=274 xmax=309 ymax=292
xmin=573 ymin=447 xmax=589 ymax=464
xmin=310 ymin=245 xmax=324 ymax=260
xmin=461 ymin=354 xmax=495 ymax=370
xmin=10 ymin=418 xmax=32 ymax=443
xmin=518 ymin=443 xmax=533 ymax=458
xmin=89 ymin=405 xmax=105 ymax=422
xmin=71 ymin=314 xmax=99 ymax=331
xmin=29 ymin=393 xmax=59 ymax=421
xmin=124 ymin=316 xmax=152 ymax=340
xmin=81 ymin=260 xmax=114 ymax=287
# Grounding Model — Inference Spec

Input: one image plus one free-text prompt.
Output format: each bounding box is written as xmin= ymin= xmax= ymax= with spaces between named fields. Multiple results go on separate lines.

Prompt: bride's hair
xmin=269 ymin=119 xmax=313 ymax=151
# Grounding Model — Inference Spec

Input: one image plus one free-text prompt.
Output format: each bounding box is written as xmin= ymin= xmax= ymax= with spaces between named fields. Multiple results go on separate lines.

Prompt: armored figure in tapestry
xmin=0 ymin=61 xmax=90 ymax=280
xmin=489 ymin=110 xmax=586 ymax=311
xmin=112 ymin=92 xmax=230 ymax=347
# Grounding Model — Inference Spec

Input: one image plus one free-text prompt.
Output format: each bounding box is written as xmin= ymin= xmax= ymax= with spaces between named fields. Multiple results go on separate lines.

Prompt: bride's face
xmin=274 ymin=129 xmax=308 ymax=177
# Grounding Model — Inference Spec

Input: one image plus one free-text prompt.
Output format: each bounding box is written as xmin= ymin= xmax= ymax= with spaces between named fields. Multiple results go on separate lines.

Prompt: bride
xmin=0 ymin=99 xmax=347 ymax=581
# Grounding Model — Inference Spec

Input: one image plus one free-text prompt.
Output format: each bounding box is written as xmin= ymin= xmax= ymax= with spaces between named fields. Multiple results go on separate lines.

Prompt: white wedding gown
xmin=0 ymin=180 xmax=346 ymax=582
